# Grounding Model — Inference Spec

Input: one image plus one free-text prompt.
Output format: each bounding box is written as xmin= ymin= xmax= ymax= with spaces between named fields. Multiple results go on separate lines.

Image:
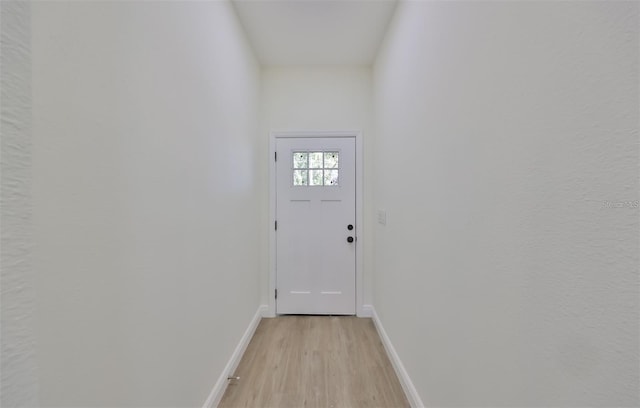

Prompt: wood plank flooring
xmin=218 ymin=316 xmax=410 ymax=408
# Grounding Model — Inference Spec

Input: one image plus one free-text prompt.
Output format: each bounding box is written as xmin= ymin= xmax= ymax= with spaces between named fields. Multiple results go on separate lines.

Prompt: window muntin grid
xmin=292 ymin=151 xmax=339 ymax=186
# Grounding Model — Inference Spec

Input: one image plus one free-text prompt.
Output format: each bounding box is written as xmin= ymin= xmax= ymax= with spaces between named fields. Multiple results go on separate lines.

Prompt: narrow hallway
xmin=219 ymin=317 xmax=409 ymax=408
xmin=2 ymin=1 xmax=638 ymax=407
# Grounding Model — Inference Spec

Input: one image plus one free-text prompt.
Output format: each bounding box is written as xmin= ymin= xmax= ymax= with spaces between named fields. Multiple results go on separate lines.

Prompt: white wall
xmin=31 ymin=1 xmax=261 ymax=406
xmin=1 ymin=2 xmax=40 ymax=406
xmin=260 ymin=66 xmax=374 ymax=311
xmin=373 ymin=1 xmax=639 ymax=407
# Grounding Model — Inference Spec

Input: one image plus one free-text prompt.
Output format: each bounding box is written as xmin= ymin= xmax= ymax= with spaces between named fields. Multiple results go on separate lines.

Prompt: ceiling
xmin=231 ymin=0 xmax=398 ymax=66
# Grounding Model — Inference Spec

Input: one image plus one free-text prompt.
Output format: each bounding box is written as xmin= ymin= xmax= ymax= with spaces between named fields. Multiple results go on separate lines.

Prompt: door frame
xmin=268 ymin=130 xmax=364 ymax=317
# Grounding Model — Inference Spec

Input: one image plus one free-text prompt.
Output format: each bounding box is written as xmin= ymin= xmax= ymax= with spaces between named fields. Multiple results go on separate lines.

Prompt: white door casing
xmin=274 ymin=135 xmax=357 ymax=315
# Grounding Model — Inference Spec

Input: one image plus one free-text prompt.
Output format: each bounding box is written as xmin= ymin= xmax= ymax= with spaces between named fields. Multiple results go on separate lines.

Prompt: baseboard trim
xmin=203 ymin=304 xmax=267 ymax=408
xmin=361 ymin=304 xmax=374 ymax=318
xmin=261 ymin=303 xmax=275 ymax=318
xmin=370 ymin=306 xmax=425 ymax=408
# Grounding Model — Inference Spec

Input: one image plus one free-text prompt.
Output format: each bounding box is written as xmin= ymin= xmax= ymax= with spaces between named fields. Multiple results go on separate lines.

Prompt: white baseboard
xmin=361 ymin=304 xmax=374 ymax=318
xmin=203 ymin=304 xmax=267 ymax=408
xmin=370 ymin=306 xmax=425 ymax=408
xmin=261 ymin=303 xmax=275 ymax=318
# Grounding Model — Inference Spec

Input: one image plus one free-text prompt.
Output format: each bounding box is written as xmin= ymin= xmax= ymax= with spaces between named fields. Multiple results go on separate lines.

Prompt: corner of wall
xmin=369 ymin=306 xmax=424 ymax=408
xmin=202 ymin=305 xmax=265 ymax=408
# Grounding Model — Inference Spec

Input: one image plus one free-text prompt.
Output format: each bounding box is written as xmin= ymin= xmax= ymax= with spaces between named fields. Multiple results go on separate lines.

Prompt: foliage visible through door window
xmin=293 ymin=151 xmax=339 ymax=186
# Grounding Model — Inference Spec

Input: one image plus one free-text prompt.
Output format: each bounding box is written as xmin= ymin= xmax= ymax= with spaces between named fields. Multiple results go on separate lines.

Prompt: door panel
xmin=276 ymin=137 xmax=356 ymax=315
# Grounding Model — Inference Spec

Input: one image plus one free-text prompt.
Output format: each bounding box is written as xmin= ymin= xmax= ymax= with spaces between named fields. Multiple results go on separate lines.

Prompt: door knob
xmin=347 ymin=224 xmax=354 ymax=230
xmin=347 ymin=236 xmax=354 ymax=243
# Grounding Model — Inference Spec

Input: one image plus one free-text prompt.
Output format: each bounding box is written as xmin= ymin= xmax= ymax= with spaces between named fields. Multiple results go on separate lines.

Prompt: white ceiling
xmin=231 ymin=0 xmax=398 ymax=66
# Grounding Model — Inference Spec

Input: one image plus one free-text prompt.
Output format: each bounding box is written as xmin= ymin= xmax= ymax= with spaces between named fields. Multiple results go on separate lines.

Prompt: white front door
xmin=276 ymin=136 xmax=356 ymax=315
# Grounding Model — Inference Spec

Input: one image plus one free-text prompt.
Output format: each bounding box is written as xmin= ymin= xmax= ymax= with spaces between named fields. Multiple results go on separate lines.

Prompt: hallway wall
xmin=1 ymin=2 xmax=39 ymax=406
xmin=372 ymin=1 xmax=639 ymax=406
xmin=30 ymin=1 xmax=261 ymax=406
xmin=260 ymin=66 xmax=374 ymax=312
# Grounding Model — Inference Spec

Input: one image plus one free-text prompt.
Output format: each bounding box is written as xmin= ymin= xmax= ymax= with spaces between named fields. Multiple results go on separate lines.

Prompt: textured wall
xmin=373 ymin=1 xmax=639 ymax=406
xmin=1 ymin=2 xmax=40 ymax=406
xmin=31 ymin=1 xmax=261 ymax=406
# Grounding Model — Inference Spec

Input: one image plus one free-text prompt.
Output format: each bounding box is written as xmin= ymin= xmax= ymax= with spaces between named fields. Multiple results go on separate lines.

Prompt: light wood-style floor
xmin=219 ymin=316 xmax=410 ymax=408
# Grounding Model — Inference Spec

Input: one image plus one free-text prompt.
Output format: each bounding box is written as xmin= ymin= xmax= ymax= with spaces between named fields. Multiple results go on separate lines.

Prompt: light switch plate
xmin=377 ymin=209 xmax=387 ymax=225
